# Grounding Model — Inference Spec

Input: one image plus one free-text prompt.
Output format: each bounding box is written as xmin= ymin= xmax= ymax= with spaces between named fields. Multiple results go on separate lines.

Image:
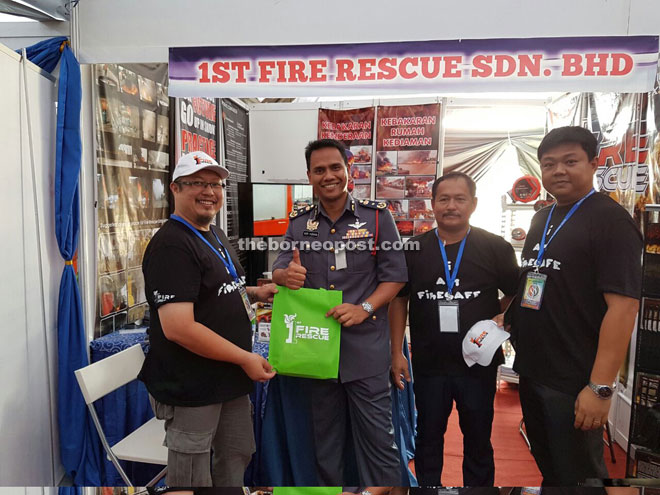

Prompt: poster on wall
xmin=374 ymin=103 xmax=441 ymax=237
xmin=547 ymin=92 xmax=655 ymax=225
xmin=646 ymin=90 xmax=660 ymax=209
xmin=221 ymin=99 xmax=250 ymax=266
xmin=94 ymin=63 xmax=170 ymax=337
xmin=589 ymin=93 xmax=651 ymax=224
xmin=318 ymin=107 xmax=375 ymax=200
xmin=175 ymin=97 xmax=218 ymax=161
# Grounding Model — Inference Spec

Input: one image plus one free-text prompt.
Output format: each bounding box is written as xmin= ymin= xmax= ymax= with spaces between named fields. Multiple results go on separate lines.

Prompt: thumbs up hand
xmin=284 ymin=248 xmax=307 ymax=290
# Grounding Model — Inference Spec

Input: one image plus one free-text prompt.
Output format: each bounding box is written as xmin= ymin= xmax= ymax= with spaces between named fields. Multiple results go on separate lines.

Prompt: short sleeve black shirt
xmin=400 ymin=227 xmax=519 ymax=377
xmin=138 ymin=219 xmax=254 ymax=406
xmin=512 ymin=192 xmax=642 ymax=395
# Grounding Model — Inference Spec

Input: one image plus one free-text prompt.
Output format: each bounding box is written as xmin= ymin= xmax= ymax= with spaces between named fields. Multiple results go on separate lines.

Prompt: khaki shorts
xmin=150 ymin=394 xmax=256 ymax=487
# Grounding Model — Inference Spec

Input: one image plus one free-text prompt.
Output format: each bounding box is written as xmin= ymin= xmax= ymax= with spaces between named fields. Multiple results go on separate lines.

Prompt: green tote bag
xmin=269 ymin=286 xmax=342 ymax=379
xmin=273 ymin=488 xmax=343 ymax=495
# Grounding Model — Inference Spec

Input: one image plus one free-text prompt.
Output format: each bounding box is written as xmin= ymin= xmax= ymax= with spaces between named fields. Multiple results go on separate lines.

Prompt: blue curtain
xmin=21 ymin=36 xmax=69 ymax=73
xmin=58 ymin=487 xmax=82 ymax=495
xmin=23 ymin=37 xmax=103 ymax=486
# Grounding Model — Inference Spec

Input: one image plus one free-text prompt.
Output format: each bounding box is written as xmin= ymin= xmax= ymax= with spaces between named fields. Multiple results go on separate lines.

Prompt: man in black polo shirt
xmin=139 ymin=151 xmax=277 ymax=486
xmin=510 ymin=126 xmax=642 ymax=485
xmin=390 ymin=172 xmax=519 ymax=486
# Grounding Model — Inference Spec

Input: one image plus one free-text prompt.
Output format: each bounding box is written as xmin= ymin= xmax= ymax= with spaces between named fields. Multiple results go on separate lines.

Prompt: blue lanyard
xmin=170 ymin=214 xmax=240 ymax=281
xmin=536 ymin=189 xmax=595 ymax=268
xmin=435 ymin=227 xmax=470 ymax=295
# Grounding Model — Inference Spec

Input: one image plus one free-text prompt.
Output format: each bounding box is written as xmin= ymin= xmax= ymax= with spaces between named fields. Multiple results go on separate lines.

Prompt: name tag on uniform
xmin=335 ymin=246 xmax=347 ymax=270
xmin=520 ymin=271 xmax=547 ymax=310
xmin=438 ymin=301 xmax=460 ymax=333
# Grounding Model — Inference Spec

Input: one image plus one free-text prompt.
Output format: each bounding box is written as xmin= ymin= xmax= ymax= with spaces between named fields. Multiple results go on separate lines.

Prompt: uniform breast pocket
xmin=300 ymin=247 xmax=324 ymax=273
xmin=347 ymin=246 xmax=375 ymax=273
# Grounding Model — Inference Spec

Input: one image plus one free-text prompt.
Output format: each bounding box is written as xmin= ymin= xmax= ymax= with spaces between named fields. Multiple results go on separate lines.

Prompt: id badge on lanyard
xmin=438 ymin=301 xmax=460 ymax=333
xmin=170 ymin=214 xmax=257 ymax=324
xmin=520 ymin=271 xmax=547 ymax=310
xmin=238 ymin=285 xmax=257 ymax=323
xmin=435 ymin=228 xmax=469 ymax=334
xmin=520 ymin=189 xmax=594 ymax=311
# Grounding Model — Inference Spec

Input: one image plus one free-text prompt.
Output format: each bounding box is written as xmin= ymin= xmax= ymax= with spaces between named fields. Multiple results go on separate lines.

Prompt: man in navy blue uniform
xmin=272 ymin=139 xmax=408 ymax=486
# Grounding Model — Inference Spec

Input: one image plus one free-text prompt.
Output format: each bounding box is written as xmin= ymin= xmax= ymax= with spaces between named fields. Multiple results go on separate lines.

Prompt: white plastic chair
xmin=74 ymin=343 xmax=168 ymax=486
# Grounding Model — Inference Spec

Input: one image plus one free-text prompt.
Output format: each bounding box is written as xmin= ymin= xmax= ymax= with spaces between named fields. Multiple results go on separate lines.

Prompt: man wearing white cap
xmin=389 ymin=172 xmax=519 ymax=486
xmin=139 ymin=151 xmax=278 ymax=486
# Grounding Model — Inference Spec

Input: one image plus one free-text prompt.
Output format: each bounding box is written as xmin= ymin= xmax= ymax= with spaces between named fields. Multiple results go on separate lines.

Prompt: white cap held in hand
xmin=462 ymin=319 xmax=510 ymax=367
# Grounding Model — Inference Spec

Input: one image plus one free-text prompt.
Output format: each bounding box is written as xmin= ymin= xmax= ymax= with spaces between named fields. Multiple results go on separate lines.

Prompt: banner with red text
xmin=169 ymin=36 xmax=658 ymax=97
xmin=318 ymin=107 xmax=375 ymax=199
xmin=374 ymin=103 xmax=441 ymax=237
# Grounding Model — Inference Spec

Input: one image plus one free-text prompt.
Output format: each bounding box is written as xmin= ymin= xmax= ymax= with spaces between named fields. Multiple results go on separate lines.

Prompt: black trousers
xmin=309 ymin=370 xmax=401 ymax=486
xmin=414 ymin=373 xmax=497 ymax=486
xmin=519 ymin=376 xmax=609 ymax=486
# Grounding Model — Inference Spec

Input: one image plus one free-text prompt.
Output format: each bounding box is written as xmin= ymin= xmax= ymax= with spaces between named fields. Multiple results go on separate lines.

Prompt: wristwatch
xmin=361 ymin=301 xmax=375 ymax=315
xmin=588 ymin=381 xmax=616 ymax=399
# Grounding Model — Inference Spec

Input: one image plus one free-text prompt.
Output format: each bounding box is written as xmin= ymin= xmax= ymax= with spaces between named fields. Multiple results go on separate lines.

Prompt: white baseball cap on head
xmin=462 ymin=319 xmax=510 ymax=367
xmin=173 ymin=151 xmax=229 ymax=181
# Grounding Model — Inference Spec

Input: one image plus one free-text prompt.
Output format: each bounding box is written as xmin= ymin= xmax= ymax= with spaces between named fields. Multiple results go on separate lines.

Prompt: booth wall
xmin=0 ymin=489 xmax=57 ymax=495
xmin=73 ymin=0 xmax=660 ymax=64
xmin=78 ymin=65 xmax=97 ymax=351
xmin=611 ymin=326 xmax=637 ymax=449
xmin=0 ymin=44 xmax=61 ymax=485
xmin=0 ymin=21 xmax=69 ymax=52
xmin=248 ymin=103 xmax=317 ymax=184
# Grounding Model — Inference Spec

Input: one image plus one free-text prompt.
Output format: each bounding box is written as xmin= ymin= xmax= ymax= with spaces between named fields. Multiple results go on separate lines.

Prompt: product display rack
xmin=500 ymin=194 xmax=536 ymax=254
xmin=498 ymin=194 xmax=538 ymax=387
xmin=626 ymin=204 xmax=660 ymax=479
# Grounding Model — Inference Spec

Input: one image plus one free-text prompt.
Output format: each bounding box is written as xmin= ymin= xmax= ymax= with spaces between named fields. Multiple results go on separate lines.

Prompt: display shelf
xmin=497 ymin=340 xmax=519 ymax=388
xmin=630 ymin=443 xmax=660 ymax=478
xmin=500 ymin=194 xmax=537 ymax=256
xmin=626 ymin=205 xmax=660 ymax=479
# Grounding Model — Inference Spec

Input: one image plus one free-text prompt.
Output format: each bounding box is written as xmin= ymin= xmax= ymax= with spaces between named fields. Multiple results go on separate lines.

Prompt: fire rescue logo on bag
xmin=284 ymin=313 xmax=330 ymax=343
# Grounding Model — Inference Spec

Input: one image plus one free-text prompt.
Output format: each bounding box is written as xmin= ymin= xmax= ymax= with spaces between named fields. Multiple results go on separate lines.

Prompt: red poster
xmin=318 ymin=107 xmax=374 ymax=147
xmin=375 ymin=103 xmax=441 ymax=236
xmin=318 ymin=107 xmax=375 ymax=199
xmin=376 ymin=103 xmax=441 ymax=151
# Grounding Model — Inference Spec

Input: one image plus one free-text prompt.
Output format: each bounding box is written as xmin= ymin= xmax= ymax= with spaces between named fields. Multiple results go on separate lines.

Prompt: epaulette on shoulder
xmin=358 ymin=199 xmax=388 ymax=209
xmin=289 ymin=205 xmax=313 ymax=219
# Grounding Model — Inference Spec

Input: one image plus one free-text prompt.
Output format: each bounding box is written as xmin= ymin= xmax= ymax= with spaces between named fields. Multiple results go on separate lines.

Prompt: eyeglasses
xmin=176 ymin=180 xmax=226 ymax=190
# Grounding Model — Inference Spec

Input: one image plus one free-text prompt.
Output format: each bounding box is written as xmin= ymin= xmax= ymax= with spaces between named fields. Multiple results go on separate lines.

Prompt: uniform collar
xmin=315 ymin=194 xmax=357 ymax=221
